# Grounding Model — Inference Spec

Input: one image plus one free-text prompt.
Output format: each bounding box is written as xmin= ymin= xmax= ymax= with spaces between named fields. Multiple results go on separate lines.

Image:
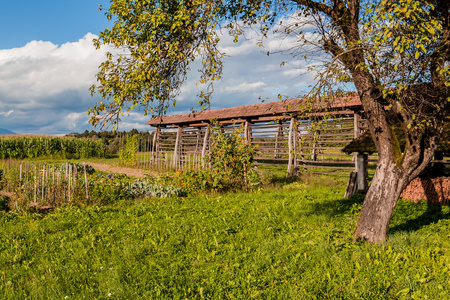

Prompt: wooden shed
xmin=145 ymin=96 xmax=373 ymax=176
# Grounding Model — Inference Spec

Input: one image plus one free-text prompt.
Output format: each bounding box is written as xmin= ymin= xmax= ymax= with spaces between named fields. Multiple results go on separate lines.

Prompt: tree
xmin=90 ymin=0 xmax=449 ymax=243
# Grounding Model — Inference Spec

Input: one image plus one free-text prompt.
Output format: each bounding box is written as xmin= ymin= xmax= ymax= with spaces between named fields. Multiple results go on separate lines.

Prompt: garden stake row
xmin=0 ymin=161 xmax=90 ymax=208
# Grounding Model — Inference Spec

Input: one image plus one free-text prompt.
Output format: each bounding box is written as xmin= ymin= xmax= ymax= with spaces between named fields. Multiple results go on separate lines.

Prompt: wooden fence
xmin=1 ymin=161 xmax=90 ymax=208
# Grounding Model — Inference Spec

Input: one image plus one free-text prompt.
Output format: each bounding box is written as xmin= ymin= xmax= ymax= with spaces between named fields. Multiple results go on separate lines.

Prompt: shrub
xmin=89 ymin=180 xmax=130 ymax=205
xmin=119 ymin=135 xmax=138 ymax=166
xmin=126 ymin=181 xmax=184 ymax=198
xmin=175 ymin=169 xmax=213 ymax=194
xmin=175 ymin=122 xmax=261 ymax=194
xmin=72 ymin=163 xmax=95 ymax=175
xmin=206 ymin=121 xmax=260 ymax=191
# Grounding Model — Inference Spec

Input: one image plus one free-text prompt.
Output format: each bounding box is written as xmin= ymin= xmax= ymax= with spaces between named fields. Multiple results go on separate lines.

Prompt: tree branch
xmin=291 ymin=0 xmax=333 ymax=16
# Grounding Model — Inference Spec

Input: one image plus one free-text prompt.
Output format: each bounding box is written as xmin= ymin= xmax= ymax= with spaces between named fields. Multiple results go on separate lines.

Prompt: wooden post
xmin=287 ymin=118 xmax=295 ymax=177
xmin=356 ymin=152 xmax=368 ymax=192
xmin=312 ymin=128 xmax=318 ymax=161
xmin=196 ymin=127 xmax=202 ymax=153
xmin=83 ymin=162 xmax=89 ymax=199
xmin=353 ymin=113 xmax=361 ymax=171
xmin=201 ymin=125 xmax=210 ymax=168
xmin=293 ymin=118 xmax=299 ymax=176
xmin=173 ymin=126 xmax=183 ymax=168
xmin=274 ymin=121 xmax=283 ymax=158
xmin=244 ymin=120 xmax=252 ymax=143
xmin=152 ymin=127 xmax=160 ymax=163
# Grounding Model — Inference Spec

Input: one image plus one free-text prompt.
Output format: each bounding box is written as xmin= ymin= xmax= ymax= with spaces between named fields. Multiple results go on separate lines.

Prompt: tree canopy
xmin=90 ymin=0 xmax=449 ymax=243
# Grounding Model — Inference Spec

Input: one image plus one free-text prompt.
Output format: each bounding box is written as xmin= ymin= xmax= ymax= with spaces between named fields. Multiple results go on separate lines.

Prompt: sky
xmin=0 ymin=0 xmax=318 ymax=135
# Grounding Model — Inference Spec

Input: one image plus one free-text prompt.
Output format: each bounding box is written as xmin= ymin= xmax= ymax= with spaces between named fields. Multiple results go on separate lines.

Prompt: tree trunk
xmin=354 ymin=159 xmax=409 ymax=243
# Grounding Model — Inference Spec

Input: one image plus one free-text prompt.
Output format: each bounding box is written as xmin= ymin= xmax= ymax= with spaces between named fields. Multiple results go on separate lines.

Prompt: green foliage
xmin=90 ymin=0 xmax=223 ymax=127
xmin=126 ymin=181 xmax=184 ymax=198
xmin=1 ymin=177 xmax=450 ymax=298
xmin=0 ymin=136 xmax=106 ymax=159
xmin=175 ymin=168 xmax=214 ymax=194
xmin=206 ymin=122 xmax=259 ymax=189
xmin=67 ymin=129 xmax=153 ymax=155
xmin=363 ymin=0 xmax=449 ymax=128
xmin=72 ymin=163 xmax=96 ymax=175
xmin=119 ymin=135 xmax=138 ymax=167
xmin=175 ymin=122 xmax=260 ymax=194
xmin=89 ymin=180 xmax=130 ymax=206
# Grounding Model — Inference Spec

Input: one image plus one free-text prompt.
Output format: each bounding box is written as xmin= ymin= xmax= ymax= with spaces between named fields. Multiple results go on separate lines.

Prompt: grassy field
xmin=1 ymin=174 xmax=450 ymax=299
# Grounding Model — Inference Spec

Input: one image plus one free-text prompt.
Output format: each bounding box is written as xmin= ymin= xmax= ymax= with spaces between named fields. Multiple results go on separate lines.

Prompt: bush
xmin=175 ymin=169 xmax=214 ymax=194
xmin=175 ymin=122 xmax=261 ymax=194
xmin=126 ymin=182 xmax=184 ymax=198
xmin=72 ymin=163 xmax=96 ymax=175
xmin=119 ymin=135 xmax=138 ymax=166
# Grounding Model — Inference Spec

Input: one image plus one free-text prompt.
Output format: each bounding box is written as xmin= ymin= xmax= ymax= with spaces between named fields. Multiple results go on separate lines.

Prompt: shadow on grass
xmin=309 ymin=192 xmax=365 ymax=217
xmin=389 ymin=202 xmax=450 ymax=234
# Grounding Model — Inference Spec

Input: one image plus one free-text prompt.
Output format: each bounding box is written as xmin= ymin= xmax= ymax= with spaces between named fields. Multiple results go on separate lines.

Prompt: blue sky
xmin=0 ymin=0 xmax=110 ymax=49
xmin=0 ymin=0 xmax=317 ymax=134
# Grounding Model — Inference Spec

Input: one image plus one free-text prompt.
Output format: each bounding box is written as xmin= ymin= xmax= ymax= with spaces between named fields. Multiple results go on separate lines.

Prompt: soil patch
xmin=401 ymin=176 xmax=450 ymax=204
xmin=87 ymin=162 xmax=154 ymax=178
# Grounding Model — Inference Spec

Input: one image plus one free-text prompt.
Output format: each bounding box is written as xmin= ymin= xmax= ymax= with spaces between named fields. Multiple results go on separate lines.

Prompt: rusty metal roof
xmin=146 ymin=96 xmax=362 ymax=127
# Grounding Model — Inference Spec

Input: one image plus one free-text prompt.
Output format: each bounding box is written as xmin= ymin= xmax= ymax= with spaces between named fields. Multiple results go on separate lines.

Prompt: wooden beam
xmin=245 ymin=120 xmax=252 ymax=143
xmin=153 ymin=127 xmax=160 ymax=163
xmin=201 ymin=125 xmax=210 ymax=168
xmin=287 ymin=118 xmax=295 ymax=177
xmin=173 ymin=127 xmax=183 ymax=168
xmin=274 ymin=121 xmax=283 ymax=158
xmin=293 ymin=118 xmax=299 ymax=176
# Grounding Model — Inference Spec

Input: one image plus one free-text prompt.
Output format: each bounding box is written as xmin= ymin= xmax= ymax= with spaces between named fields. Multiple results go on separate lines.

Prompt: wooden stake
xmin=287 ymin=118 xmax=294 ymax=177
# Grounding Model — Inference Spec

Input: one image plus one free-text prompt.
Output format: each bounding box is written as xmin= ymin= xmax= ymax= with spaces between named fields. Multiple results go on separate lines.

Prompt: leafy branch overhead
xmin=89 ymin=0 xmax=284 ymax=128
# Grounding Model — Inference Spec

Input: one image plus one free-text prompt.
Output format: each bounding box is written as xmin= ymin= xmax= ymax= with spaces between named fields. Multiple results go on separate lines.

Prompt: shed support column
xmin=195 ymin=127 xmax=202 ymax=153
xmin=287 ymin=118 xmax=295 ymax=177
xmin=274 ymin=121 xmax=283 ymax=158
xmin=201 ymin=125 xmax=210 ymax=168
xmin=312 ymin=128 xmax=318 ymax=162
xmin=293 ymin=119 xmax=299 ymax=176
xmin=244 ymin=120 xmax=252 ymax=143
xmin=353 ymin=113 xmax=361 ymax=171
xmin=173 ymin=126 xmax=183 ymax=169
xmin=356 ymin=152 xmax=368 ymax=192
xmin=152 ymin=127 xmax=160 ymax=163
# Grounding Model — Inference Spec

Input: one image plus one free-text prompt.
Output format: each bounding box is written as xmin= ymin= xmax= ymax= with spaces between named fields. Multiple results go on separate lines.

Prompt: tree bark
xmin=354 ymin=159 xmax=409 ymax=243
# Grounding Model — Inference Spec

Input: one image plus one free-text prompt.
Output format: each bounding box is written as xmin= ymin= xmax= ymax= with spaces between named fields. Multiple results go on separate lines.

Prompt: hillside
xmin=0 ymin=128 xmax=15 ymax=135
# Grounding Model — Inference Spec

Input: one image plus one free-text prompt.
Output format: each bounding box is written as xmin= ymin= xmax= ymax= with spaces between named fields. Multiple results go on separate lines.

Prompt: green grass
xmin=1 ymin=175 xmax=450 ymax=299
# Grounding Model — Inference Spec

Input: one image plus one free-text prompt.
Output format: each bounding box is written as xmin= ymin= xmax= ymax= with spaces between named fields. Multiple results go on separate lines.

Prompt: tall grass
xmin=1 ymin=175 xmax=449 ymax=299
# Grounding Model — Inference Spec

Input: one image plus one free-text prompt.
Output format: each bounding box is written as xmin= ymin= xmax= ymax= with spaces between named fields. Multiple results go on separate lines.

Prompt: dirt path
xmin=87 ymin=162 xmax=153 ymax=178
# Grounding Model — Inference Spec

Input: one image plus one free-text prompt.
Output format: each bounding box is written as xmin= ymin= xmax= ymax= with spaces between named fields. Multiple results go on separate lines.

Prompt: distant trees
xmin=67 ymin=129 xmax=152 ymax=154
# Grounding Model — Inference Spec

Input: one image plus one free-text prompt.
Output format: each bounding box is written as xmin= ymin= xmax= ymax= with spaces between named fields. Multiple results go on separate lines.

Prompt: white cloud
xmin=0 ymin=15 xmax=327 ymax=134
xmin=0 ymin=33 xmax=108 ymax=101
xmin=224 ymin=81 xmax=266 ymax=93
xmin=0 ymin=33 xmax=114 ymax=134
xmin=0 ymin=110 xmax=14 ymax=117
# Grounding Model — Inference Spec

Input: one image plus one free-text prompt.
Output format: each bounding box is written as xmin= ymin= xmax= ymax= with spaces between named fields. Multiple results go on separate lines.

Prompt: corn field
xmin=0 ymin=136 xmax=106 ymax=159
